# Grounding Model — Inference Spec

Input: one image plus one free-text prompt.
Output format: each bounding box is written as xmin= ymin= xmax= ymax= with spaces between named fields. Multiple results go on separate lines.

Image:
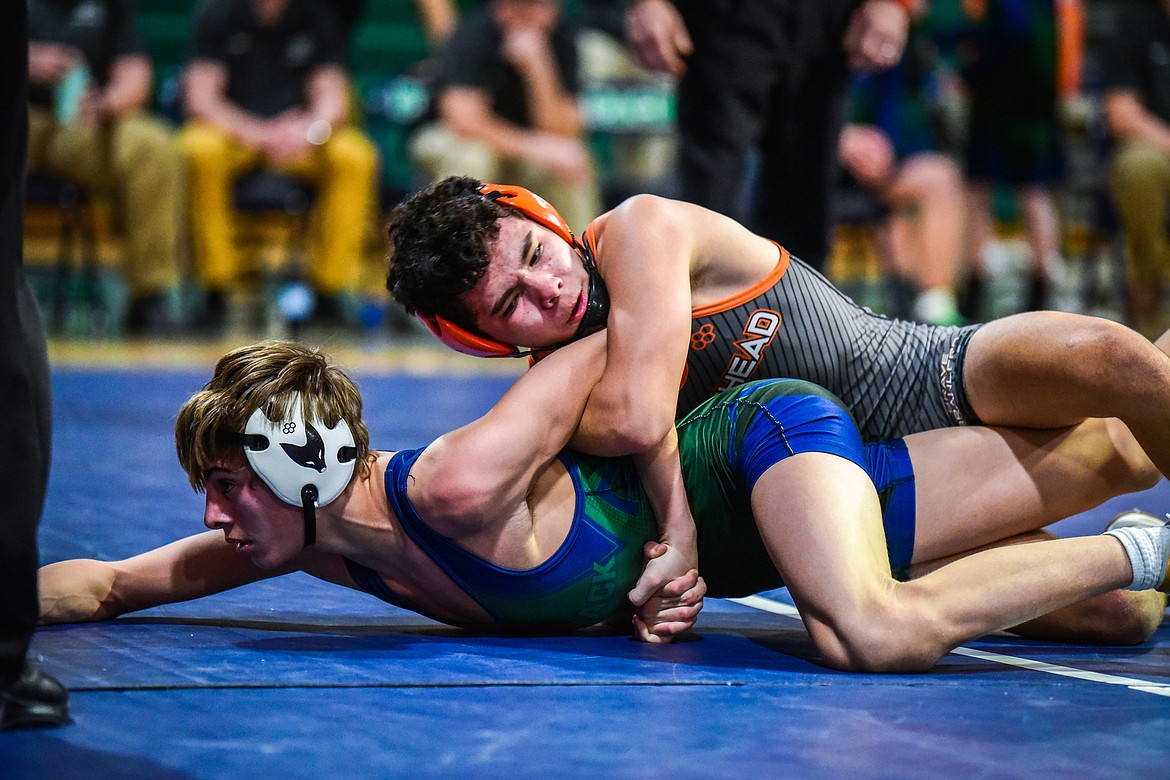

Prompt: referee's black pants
xmin=0 ymin=1 xmax=52 ymax=688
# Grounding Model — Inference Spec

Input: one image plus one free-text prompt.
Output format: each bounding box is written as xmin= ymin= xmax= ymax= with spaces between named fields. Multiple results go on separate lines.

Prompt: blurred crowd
xmin=23 ymin=0 xmax=1170 ymax=339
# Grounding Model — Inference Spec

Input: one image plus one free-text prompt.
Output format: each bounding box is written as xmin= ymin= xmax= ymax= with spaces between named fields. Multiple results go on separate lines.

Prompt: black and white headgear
xmin=226 ymin=393 xmax=357 ymax=547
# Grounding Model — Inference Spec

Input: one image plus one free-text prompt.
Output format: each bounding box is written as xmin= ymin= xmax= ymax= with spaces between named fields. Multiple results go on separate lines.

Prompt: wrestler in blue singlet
xmin=347 ymin=379 xmax=918 ymax=626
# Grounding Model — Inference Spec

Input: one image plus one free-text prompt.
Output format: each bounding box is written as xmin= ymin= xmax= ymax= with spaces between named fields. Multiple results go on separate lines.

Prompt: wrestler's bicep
xmin=411 ymin=334 xmax=609 ymax=522
xmin=584 ymin=198 xmax=695 ymax=446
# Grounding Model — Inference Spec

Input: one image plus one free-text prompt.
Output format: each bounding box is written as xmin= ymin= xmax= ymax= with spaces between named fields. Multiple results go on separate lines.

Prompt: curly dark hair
xmin=385 ymin=176 xmax=513 ymax=330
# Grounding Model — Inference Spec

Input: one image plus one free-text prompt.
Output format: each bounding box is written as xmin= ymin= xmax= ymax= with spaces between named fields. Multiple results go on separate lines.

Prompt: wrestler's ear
xmin=478 ymin=182 xmax=575 ymax=245
xmin=416 ymin=312 xmax=523 ymax=358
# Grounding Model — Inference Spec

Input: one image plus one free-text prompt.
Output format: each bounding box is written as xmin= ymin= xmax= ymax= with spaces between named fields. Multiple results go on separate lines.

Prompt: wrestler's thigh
xmin=906 ymin=419 xmax=1141 ymax=562
xmin=749 ymin=453 xmax=892 ymax=622
xmin=963 ymin=311 xmax=1154 ymax=428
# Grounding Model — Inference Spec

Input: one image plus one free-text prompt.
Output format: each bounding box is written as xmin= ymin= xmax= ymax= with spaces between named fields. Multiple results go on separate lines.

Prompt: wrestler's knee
xmin=972 ymin=313 xmax=1151 ymax=398
xmin=1009 ymin=589 xmax=1165 ymax=646
xmin=1113 ymin=590 xmax=1166 ymax=645
xmin=805 ymin=595 xmax=943 ymax=673
xmin=1095 ymin=418 xmax=1162 ymax=493
xmin=1034 ymin=315 xmax=1141 ymax=382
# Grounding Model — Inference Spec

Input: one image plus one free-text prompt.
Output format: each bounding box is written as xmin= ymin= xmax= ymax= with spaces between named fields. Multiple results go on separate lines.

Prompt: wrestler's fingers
xmin=633 ymin=615 xmax=694 ymax=643
xmin=643 ymin=601 xmax=702 ymax=625
xmin=628 ymin=568 xmax=668 ymax=607
xmin=641 ymin=593 xmax=704 ymax=618
xmin=680 ymin=575 xmax=707 ymax=605
xmin=643 ymin=540 xmax=668 ymax=559
xmin=648 ymin=619 xmax=694 ymax=639
xmin=635 ymin=603 xmax=701 ymax=642
xmin=632 ymin=613 xmax=670 ymax=643
xmin=636 ymin=610 xmax=697 ymax=641
xmin=655 ymin=568 xmax=699 ymax=599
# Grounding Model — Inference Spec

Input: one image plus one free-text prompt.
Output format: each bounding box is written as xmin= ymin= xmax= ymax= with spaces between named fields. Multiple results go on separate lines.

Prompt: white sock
xmin=1104 ymin=526 xmax=1170 ymax=590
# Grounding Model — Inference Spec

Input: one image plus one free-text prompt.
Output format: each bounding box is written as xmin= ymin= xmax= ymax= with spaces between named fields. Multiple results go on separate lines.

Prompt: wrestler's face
xmin=461 ymin=216 xmax=590 ymax=348
xmin=202 ymin=458 xmax=302 ymax=570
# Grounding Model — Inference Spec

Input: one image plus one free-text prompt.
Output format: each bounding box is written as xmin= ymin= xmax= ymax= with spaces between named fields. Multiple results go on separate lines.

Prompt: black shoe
xmin=124 ymin=293 xmax=174 ymax=337
xmin=1 ymin=662 xmax=69 ymax=730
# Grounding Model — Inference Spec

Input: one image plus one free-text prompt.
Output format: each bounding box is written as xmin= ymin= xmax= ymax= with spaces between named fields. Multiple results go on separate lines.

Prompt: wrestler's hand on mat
xmin=632 ymin=567 xmax=706 ymax=644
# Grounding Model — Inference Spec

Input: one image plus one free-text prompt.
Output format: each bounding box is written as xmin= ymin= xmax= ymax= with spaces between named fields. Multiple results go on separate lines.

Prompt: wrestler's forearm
xmin=39 ymin=532 xmax=282 ymax=624
xmin=571 ymin=196 xmax=697 ymax=454
xmin=38 ymin=558 xmax=126 ymax=624
xmin=417 ymin=332 xmax=611 ymax=520
xmin=631 ymin=428 xmax=696 ymax=556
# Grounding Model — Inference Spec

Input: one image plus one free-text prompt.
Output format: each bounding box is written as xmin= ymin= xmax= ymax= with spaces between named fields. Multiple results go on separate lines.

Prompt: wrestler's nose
xmin=203 ymin=496 xmax=231 ymax=531
xmin=528 ymin=272 xmax=561 ymax=309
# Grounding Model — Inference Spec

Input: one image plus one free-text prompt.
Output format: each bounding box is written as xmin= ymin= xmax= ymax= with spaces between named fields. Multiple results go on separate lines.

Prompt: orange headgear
xmin=476 ymin=182 xmax=576 ymax=245
xmin=416 ymin=182 xmax=607 ymax=358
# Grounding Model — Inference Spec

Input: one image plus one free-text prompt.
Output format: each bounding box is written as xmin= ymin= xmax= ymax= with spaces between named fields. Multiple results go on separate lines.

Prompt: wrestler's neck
xmin=310 ymin=452 xmax=404 ymax=558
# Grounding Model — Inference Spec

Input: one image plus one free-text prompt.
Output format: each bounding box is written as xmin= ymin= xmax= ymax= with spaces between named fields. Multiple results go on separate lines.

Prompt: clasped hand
xmin=627 ymin=540 xmax=705 ymax=643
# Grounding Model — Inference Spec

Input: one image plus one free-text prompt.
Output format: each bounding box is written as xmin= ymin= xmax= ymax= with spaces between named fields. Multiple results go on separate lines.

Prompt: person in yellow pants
xmin=179 ymin=0 xmax=378 ymax=330
xmin=28 ymin=0 xmax=183 ymax=336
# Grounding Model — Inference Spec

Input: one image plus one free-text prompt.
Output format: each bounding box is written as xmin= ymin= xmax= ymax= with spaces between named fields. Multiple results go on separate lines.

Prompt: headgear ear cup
xmin=237 ymin=394 xmax=357 ymax=547
xmin=416 ymin=312 xmax=523 ymax=358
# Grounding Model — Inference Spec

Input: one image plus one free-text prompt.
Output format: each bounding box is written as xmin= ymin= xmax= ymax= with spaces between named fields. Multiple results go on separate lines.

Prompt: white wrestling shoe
xmin=1104 ymin=510 xmax=1169 ymax=533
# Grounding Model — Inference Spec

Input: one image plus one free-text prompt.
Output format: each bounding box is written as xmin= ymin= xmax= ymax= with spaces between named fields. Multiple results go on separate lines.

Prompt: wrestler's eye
xmin=212 ymin=476 xmax=237 ymax=497
xmin=530 ymin=244 xmax=542 ymax=266
xmin=502 ymin=295 xmax=518 ymax=317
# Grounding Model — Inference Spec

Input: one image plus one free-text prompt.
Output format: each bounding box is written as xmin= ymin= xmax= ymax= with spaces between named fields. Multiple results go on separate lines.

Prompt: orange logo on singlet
xmin=690 ymin=323 xmax=716 ymax=350
xmin=715 ymin=309 xmax=781 ymax=392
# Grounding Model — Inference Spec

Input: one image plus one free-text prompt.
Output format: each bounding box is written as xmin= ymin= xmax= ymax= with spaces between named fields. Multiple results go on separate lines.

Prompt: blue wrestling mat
xmin=4 ymin=361 xmax=1169 ymax=778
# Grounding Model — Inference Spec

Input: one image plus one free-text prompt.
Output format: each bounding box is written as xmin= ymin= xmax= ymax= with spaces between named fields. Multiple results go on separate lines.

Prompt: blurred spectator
xmin=1101 ymin=0 xmax=1170 ymax=330
xmin=27 ymin=0 xmax=184 ymax=336
xmin=179 ymin=0 xmax=379 ymax=330
xmin=838 ymin=26 xmax=966 ymax=325
xmin=624 ymin=0 xmax=914 ymax=271
xmin=575 ymin=4 xmax=678 ymax=203
xmin=407 ymin=0 xmax=601 ymax=233
xmin=956 ymin=0 xmax=1082 ymax=316
xmin=413 ymin=0 xmax=460 ymax=48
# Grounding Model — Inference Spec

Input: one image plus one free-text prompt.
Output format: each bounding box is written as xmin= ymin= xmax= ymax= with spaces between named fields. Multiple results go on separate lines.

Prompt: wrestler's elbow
xmin=579 ymin=402 xmax=674 ymax=456
xmin=38 ymin=559 xmax=123 ymax=624
xmin=617 ymin=415 xmax=675 ymax=455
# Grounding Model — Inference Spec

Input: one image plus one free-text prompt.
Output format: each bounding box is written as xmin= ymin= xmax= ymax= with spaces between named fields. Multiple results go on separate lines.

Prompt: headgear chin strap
xmin=415 ymin=182 xmax=611 ymax=358
xmin=232 ymin=393 xmax=358 ymax=548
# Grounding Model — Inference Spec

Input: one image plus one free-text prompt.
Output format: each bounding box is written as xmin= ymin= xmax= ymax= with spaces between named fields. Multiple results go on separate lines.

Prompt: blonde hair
xmin=175 ymin=340 xmax=372 ymax=492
